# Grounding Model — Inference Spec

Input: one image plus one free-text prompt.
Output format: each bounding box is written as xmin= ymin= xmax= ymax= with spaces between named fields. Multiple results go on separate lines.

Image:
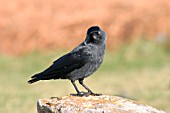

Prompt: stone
xmin=37 ymin=95 xmax=166 ymax=113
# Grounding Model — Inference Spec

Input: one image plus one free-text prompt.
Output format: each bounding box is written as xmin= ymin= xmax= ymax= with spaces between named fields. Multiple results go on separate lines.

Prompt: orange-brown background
xmin=0 ymin=0 xmax=170 ymax=55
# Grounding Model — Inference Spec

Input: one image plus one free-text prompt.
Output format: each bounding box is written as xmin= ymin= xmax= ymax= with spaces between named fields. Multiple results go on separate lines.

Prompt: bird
xmin=28 ymin=26 xmax=107 ymax=96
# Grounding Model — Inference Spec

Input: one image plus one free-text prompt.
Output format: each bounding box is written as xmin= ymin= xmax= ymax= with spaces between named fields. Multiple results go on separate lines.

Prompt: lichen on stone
xmin=37 ymin=95 xmax=166 ymax=113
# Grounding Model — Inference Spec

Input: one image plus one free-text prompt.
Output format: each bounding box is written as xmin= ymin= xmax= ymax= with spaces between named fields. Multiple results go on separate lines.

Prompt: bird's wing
xmin=31 ymin=46 xmax=92 ymax=79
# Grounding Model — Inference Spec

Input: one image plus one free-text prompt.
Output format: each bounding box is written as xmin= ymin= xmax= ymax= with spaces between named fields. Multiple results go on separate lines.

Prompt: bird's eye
xmin=98 ymin=31 xmax=101 ymax=35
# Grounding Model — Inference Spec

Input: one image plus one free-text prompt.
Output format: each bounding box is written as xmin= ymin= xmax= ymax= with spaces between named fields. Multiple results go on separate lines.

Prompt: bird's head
xmin=85 ymin=26 xmax=106 ymax=45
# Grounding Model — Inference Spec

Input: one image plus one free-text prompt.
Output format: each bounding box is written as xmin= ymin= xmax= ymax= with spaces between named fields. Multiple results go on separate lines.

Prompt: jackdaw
xmin=28 ymin=26 xmax=107 ymax=96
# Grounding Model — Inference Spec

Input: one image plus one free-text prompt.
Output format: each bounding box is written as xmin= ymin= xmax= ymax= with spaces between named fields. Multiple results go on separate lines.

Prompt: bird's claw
xmin=70 ymin=92 xmax=88 ymax=97
xmin=70 ymin=92 xmax=102 ymax=97
xmin=88 ymin=92 xmax=102 ymax=96
xmin=90 ymin=93 xmax=102 ymax=96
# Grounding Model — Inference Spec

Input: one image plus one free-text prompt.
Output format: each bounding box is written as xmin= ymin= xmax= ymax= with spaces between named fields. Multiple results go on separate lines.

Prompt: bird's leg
xmin=79 ymin=79 xmax=102 ymax=96
xmin=71 ymin=80 xmax=80 ymax=94
xmin=70 ymin=80 xmax=86 ymax=96
xmin=79 ymin=79 xmax=93 ymax=94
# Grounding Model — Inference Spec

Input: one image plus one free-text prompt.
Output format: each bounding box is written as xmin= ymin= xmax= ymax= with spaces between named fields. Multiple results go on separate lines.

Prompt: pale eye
xmin=98 ymin=31 xmax=101 ymax=35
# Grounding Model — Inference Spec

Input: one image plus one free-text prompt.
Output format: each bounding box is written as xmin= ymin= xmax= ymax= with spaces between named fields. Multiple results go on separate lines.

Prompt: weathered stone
xmin=37 ymin=95 xmax=166 ymax=113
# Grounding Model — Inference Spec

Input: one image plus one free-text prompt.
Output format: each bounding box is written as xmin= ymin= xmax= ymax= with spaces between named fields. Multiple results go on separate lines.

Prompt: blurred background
xmin=0 ymin=0 xmax=170 ymax=113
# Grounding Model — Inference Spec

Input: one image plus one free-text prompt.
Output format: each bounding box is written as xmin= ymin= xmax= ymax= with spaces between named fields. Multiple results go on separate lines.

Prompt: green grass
xmin=103 ymin=39 xmax=170 ymax=71
xmin=0 ymin=40 xmax=169 ymax=113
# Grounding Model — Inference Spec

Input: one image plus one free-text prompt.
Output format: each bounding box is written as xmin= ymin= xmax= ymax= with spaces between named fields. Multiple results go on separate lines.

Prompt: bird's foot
xmin=70 ymin=92 xmax=89 ymax=97
xmin=90 ymin=93 xmax=102 ymax=96
xmin=88 ymin=91 xmax=102 ymax=96
xmin=70 ymin=92 xmax=102 ymax=97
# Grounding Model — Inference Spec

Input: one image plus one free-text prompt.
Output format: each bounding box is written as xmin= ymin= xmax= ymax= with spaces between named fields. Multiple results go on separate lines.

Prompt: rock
xmin=37 ymin=95 xmax=166 ymax=113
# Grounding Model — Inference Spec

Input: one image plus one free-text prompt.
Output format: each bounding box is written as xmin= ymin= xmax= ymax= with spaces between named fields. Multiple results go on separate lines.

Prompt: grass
xmin=0 ymin=39 xmax=169 ymax=113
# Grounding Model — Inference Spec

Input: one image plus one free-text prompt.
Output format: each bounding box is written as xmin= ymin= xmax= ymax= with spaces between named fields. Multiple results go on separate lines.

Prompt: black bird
xmin=28 ymin=26 xmax=107 ymax=96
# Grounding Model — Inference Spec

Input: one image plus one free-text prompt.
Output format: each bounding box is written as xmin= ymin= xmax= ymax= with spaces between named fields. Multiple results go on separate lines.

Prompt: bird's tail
xmin=28 ymin=78 xmax=40 ymax=84
xmin=28 ymin=72 xmax=43 ymax=84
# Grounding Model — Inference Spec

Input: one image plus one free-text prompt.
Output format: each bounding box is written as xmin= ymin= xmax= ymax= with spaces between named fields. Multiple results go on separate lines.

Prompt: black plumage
xmin=28 ymin=26 xmax=107 ymax=96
